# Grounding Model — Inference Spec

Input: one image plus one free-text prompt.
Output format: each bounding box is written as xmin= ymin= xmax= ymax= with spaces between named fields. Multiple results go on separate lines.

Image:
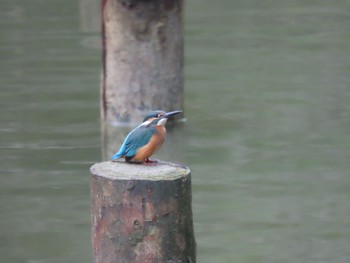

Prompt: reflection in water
xmin=79 ymin=0 xmax=101 ymax=50
xmin=78 ymin=0 xmax=100 ymax=33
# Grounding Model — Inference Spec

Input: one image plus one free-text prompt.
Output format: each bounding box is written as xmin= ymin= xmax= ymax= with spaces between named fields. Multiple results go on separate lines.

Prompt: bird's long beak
xmin=164 ymin=110 xmax=183 ymax=118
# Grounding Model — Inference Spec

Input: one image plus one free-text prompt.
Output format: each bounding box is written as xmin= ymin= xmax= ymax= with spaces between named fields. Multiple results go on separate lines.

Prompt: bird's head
xmin=143 ymin=110 xmax=182 ymax=126
xmin=143 ymin=110 xmax=166 ymax=122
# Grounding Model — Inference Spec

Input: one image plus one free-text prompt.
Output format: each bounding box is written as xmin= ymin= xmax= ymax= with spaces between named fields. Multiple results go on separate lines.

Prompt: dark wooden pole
xmin=90 ymin=161 xmax=196 ymax=263
xmin=101 ymin=0 xmax=184 ymax=124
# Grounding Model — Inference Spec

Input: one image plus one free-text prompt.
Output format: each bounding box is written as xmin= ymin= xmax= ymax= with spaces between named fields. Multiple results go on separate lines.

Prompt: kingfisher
xmin=111 ymin=110 xmax=182 ymax=164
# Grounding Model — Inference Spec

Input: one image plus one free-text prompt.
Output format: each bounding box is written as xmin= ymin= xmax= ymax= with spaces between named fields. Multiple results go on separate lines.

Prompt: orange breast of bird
xmin=132 ymin=126 xmax=166 ymax=162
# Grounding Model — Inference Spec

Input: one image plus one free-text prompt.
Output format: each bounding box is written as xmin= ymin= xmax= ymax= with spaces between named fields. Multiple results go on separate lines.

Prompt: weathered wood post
xmin=90 ymin=161 xmax=196 ymax=263
xmin=101 ymin=0 xmax=184 ymax=124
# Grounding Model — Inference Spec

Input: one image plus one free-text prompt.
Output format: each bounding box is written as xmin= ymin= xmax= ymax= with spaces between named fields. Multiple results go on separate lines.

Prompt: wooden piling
xmin=101 ymin=0 xmax=184 ymax=124
xmin=90 ymin=161 xmax=196 ymax=263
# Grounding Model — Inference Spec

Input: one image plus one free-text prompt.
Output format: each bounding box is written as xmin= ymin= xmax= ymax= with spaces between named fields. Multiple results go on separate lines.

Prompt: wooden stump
xmin=90 ymin=161 xmax=196 ymax=263
xmin=101 ymin=0 xmax=184 ymax=124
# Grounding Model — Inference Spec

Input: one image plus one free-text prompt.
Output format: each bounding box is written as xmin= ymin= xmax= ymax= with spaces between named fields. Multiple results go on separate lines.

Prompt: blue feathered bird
xmin=111 ymin=110 xmax=182 ymax=163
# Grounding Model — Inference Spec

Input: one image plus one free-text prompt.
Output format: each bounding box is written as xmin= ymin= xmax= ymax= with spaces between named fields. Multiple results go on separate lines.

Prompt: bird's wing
xmin=123 ymin=126 xmax=156 ymax=157
xmin=111 ymin=124 xmax=144 ymax=160
xmin=112 ymin=125 xmax=156 ymax=160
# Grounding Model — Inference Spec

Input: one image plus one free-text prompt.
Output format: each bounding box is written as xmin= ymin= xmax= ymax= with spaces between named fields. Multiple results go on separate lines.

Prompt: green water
xmin=1 ymin=0 xmax=350 ymax=262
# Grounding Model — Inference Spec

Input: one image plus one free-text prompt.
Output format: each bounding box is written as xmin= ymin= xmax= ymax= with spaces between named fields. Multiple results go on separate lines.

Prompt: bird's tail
xmin=111 ymin=145 xmax=125 ymax=161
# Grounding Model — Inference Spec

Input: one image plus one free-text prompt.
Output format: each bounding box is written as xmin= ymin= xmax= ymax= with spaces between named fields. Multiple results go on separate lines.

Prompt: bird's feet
xmin=144 ymin=158 xmax=158 ymax=165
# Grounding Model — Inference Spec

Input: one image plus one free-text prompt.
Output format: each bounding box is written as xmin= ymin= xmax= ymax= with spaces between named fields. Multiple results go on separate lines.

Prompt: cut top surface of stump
xmin=90 ymin=160 xmax=190 ymax=181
